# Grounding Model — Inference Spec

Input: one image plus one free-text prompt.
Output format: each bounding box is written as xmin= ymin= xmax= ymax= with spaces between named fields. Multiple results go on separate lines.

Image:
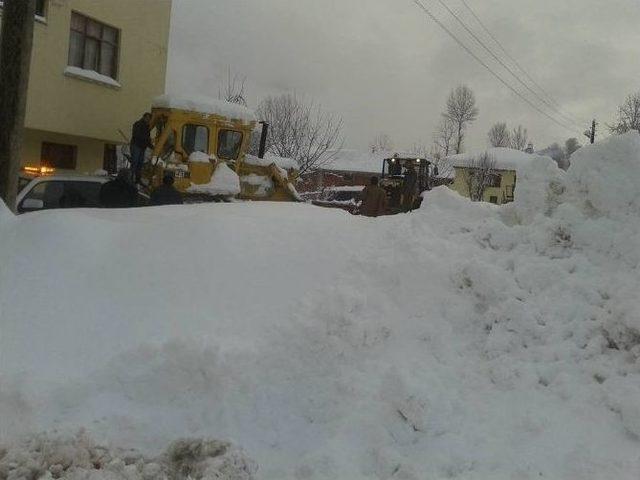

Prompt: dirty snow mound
xmin=0 ymin=433 xmax=256 ymax=480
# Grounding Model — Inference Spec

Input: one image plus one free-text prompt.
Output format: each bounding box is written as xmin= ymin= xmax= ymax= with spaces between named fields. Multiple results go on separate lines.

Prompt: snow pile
xmin=448 ymin=147 xmax=551 ymax=171
xmin=189 ymin=151 xmax=213 ymax=164
xmin=323 ymin=185 xmax=364 ymax=192
xmin=0 ymin=432 xmax=256 ymax=480
xmin=153 ymin=94 xmax=256 ymax=124
xmin=565 ymin=132 xmax=640 ymax=218
xmin=244 ymin=154 xmax=298 ymax=171
xmin=1 ymin=134 xmax=640 ymax=479
xmin=187 ymin=162 xmax=240 ymax=196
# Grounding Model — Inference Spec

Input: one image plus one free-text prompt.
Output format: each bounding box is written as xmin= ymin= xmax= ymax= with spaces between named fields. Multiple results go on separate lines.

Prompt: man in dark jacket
xmin=151 ymin=173 xmax=183 ymax=206
xmin=359 ymin=176 xmax=388 ymax=217
xmin=402 ymin=165 xmax=418 ymax=212
xmin=99 ymin=169 xmax=138 ymax=208
xmin=130 ymin=112 xmax=153 ymax=184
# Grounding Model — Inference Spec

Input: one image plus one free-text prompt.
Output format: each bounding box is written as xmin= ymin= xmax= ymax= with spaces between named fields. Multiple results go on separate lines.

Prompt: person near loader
xmin=151 ymin=173 xmax=184 ymax=206
xmin=130 ymin=112 xmax=154 ymax=184
xmin=402 ymin=165 xmax=418 ymax=212
xmin=99 ymin=169 xmax=138 ymax=208
xmin=359 ymin=176 xmax=388 ymax=217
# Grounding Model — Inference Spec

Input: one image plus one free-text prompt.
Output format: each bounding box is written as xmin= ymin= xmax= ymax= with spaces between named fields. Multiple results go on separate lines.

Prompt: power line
xmin=411 ymin=0 xmax=582 ymax=136
xmin=458 ymin=0 xmax=587 ymax=126
xmin=432 ymin=0 xmax=584 ymax=131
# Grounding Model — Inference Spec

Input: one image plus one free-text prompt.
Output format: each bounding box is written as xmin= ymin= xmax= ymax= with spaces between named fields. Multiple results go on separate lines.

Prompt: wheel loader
xmin=141 ymin=94 xmax=300 ymax=202
xmin=380 ymin=156 xmax=432 ymax=213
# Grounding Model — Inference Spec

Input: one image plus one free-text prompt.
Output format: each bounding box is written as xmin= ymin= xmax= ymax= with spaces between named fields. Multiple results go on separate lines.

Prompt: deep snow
xmin=1 ymin=134 xmax=639 ymax=479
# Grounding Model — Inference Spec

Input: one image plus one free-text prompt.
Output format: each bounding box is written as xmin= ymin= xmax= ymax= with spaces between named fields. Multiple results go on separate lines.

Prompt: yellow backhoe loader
xmin=143 ymin=94 xmax=300 ymax=202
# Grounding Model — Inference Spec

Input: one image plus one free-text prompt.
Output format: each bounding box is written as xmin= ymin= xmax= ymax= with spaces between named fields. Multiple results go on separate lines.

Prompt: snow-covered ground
xmin=1 ymin=133 xmax=639 ymax=479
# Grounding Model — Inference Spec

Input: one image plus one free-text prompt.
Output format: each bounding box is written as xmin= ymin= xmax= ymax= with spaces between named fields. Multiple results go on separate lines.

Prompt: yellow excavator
xmin=142 ymin=94 xmax=300 ymax=202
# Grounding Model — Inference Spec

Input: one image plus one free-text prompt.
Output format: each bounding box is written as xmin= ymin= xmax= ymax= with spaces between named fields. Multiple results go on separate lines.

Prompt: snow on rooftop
xmin=324 ymin=185 xmax=365 ymax=192
xmin=244 ymin=153 xmax=298 ymax=171
xmin=321 ymin=149 xmax=392 ymax=173
xmin=152 ymin=94 xmax=257 ymax=123
xmin=448 ymin=147 xmax=551 ymax=172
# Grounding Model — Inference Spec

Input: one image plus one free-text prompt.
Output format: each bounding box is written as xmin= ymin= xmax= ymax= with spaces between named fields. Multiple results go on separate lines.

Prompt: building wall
xmin=1 ymin=0 xmax=172 ymax=170
xmin=452 ymin=167 xmax=517 ymax=204
xmin=23 ymin=129 xmax=105 ymax=174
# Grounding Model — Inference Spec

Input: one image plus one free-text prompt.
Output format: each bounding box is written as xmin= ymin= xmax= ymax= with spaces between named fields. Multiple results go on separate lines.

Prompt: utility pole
xmin=584 ymin=119 xmax=597 ymax=145
xmin=0 ymin=0 xmax=36 ymax=212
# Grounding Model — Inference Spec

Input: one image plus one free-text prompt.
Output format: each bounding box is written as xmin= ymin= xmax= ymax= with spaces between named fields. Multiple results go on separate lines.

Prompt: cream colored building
xmin=0 ymin=0 xmax=172 ymax=173
xmin=448 ymin=148 xmax=545 ymax=205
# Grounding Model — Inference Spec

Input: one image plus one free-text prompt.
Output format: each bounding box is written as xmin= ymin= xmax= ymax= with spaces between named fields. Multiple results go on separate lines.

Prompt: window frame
xmin=182 ymin=124 xmax=210 ymax=156
xmin=68 ymin=11 xmax=120 ymax=80
xmin=217 ymin=129 xmax=244 ymax=161
xmin=18 ymin=179 xmax=103 ymax=212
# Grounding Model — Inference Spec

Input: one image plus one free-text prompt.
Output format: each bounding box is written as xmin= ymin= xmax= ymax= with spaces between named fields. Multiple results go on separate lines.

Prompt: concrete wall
xmin=452 ymin=167 xmax=516 ymax=204
xmin=1 ymin=0 xmax=171 ymax=170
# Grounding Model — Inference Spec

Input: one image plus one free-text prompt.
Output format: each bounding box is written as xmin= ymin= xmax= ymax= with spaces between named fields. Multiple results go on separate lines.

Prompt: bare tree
xmin=218 ymin=67 xmax=247 ymax=106
xmin=443 ymin=85 xmax=479 ymax=154
xmin=0 ymin=0 xmax=36 ymax=211
xmin=510 ymin=125 xmax=529 ymax=150
xmin=565 ymin=138 xmax=581 ymax=157
xmin=370 ymin=133 xmax=394 ymax=154
xmin=463 ymin=152 xmax=498 ymax=202
xmin=432 ymin=117 xmax=456 ymax=158
xmin=609 ymin=92 xmax=640 ymax=134
xmin=257 ymin=93 xmax=343 ymax=174
xmin=487 ymin=122 xmax=511 ymax=147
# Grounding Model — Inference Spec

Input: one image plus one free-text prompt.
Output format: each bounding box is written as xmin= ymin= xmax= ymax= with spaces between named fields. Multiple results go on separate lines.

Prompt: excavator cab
xmin=380 ymin=156 xmax=431 ymax=213
xmin=144 ymin=94 xmax=299 ymax=201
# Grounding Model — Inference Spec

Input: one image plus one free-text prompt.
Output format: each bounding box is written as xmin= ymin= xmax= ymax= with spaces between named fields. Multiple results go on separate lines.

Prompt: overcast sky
xmin=167 ymin=0 xmax=640 ymax=152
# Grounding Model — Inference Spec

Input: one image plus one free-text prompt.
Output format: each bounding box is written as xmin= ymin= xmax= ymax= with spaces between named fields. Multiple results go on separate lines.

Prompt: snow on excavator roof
xmin=152 ymin=94 xmax=257 ymax=123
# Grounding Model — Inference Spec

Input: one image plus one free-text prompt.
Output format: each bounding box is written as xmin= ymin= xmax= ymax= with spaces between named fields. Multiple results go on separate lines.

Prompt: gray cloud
xmin=167 ymin=0 xmax=640 ymax=151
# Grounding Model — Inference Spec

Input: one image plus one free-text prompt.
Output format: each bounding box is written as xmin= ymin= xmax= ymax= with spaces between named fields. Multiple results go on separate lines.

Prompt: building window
xmin=41 ymin=142 xmax=77 ymax=170
xmin=488 ymin=173 xmax=501 ymax=188
xmin=103 ymin=144 xmax=117 ymax=174
xmin=489 ymin=196 xmax=498 ymax=204
xmin=35 ymin=0 xmax=46 ymax=17
xmin=0 ymin=0 xmax=46 ymax=18
xmin=182 ymin=124 xmax=209 ymax=155
xmin=217 ymin=130 xmax=243 ymax=160
xmin=68 ymin=11 xmax=119 ymax=80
